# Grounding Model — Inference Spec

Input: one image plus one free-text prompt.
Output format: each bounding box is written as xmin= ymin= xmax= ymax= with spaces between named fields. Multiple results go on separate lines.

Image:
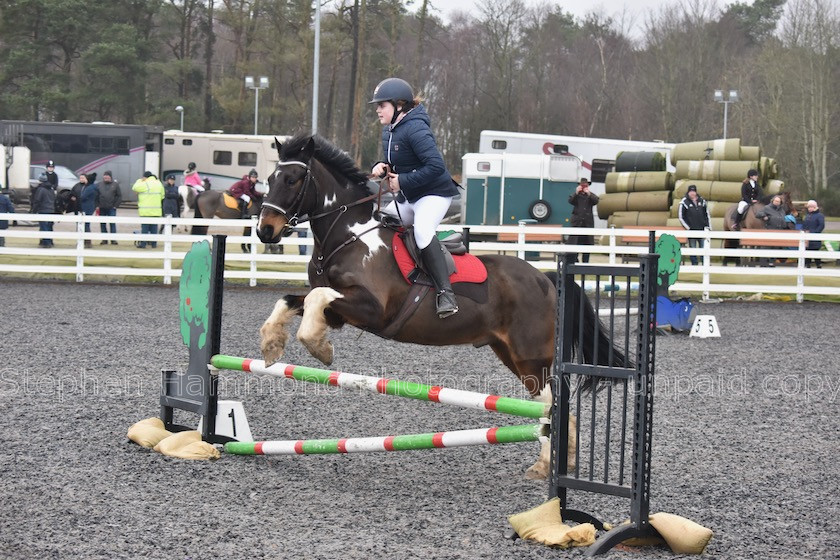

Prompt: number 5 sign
xmin=690 ymin=315 xmax=721 ymax=338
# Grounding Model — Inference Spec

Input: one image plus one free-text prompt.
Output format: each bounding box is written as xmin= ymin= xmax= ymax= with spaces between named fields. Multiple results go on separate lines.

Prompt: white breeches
xmin=240 ymin=194 xmax=251 ymax=204
xmin=383 ymin=195 xmax=452 ymax=249
xmin=737 ymin=200 xmax=748 ymax=214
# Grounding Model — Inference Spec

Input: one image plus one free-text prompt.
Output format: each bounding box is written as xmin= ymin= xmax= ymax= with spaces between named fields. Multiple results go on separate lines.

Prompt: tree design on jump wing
xmin=180 ymin=241 xmax=212 ymax=350
xmin=655 ymin=234 xmax=681 ymax=297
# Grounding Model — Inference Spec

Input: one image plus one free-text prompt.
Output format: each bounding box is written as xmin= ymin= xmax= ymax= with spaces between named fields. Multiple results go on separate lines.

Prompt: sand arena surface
xmin=1 ymin=280 xmax=837 ymax=559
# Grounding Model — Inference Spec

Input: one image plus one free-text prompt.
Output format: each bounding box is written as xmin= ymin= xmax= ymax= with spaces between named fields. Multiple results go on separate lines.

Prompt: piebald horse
xmin=255 ymin=134 xmax=629 ymax=478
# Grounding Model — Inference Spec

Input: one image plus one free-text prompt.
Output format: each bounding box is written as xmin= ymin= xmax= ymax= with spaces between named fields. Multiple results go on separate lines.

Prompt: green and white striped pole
xmin=225 ymin=424 xmax=547 ymax=455
xmin=210 ymin=355 xmax=548 ymax=420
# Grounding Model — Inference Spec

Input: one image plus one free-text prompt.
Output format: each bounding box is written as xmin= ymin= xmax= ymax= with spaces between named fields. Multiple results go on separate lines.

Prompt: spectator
xmin=132 ymin=172 xmax=165 ymax=249
xmin=732 ymin=168 xmax=763 ymax=230
xmin=228 ymin=169 xmax=261 ymax=218
xmin=0 ymin=190 xmax=14 ymax=247
xmin=803 ymin=199 xmax=825 ymax=269
xmin=30 ymin=173 xmax=56 ymax=247
xmin=44 ymin=160 xmax=59 ymax=189
xmin=162 ymin=174 xmax=181 ymax=217
xmin=98 ymin=170 xmax=122 ymax=244
xmin=755 ymin=195 xmax=790 ymax=230
xmin=183 ymin=162 xmax=204 ymax=192
xmin=567 ymin=177 xmax=600 ymax=263
xmin=677 ymin=184 xmax=711 ymax=265
xmin=73 ymin=173 xmax=99 ymax=248
xmin=755 ymin=195 xmax=792 ymax=268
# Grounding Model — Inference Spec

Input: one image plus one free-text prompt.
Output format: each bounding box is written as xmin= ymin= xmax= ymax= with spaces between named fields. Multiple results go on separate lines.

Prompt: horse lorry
xmin=461 ymin=130 xmax=675 ymax=227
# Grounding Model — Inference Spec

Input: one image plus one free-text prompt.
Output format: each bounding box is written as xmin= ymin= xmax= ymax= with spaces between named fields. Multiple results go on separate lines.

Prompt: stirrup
xmin=435 ymin=290 xmax=459 ymax=319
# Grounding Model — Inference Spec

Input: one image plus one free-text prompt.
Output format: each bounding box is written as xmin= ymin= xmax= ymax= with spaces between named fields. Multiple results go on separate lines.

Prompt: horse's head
xmin=257 ymin=136 xmax=318 ymax=243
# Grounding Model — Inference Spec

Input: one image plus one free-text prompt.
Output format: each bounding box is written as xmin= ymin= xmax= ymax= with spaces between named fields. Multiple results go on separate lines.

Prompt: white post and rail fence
xmin=1 ymin=212 xmax=838 ymax=302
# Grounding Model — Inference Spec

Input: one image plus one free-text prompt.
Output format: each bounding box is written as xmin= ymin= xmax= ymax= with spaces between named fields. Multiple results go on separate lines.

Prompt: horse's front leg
xmin=260 ymin=295 xmax=305 ymax=364
xmin=296 ymin=287 xmax=345 ymax=365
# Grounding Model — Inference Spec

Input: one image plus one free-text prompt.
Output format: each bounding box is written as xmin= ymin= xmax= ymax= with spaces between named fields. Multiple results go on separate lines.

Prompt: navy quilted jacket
xmin=379 ymin=104 xmax=458 ymax=203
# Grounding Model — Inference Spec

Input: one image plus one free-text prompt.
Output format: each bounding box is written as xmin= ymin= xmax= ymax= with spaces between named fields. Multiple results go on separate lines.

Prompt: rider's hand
xmin=387 ymin=172 xmax=400 ymax=193
xmin=372 ymin=163 xmax=389 ymax=178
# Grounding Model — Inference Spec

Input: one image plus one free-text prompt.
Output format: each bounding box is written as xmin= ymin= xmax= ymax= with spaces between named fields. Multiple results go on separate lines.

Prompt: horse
xmin=254 ymin=134 xmax=630 ymax=478
xmin=184 ymin=187 xmax=263 ymax=253
xmin=723 ymin=191 xmax=793 ymax=265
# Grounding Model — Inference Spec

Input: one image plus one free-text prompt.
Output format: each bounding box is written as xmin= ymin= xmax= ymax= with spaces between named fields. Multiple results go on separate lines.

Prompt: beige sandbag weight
xmin=507 ymin=498 xmax=596 ymax=548
xmin=154 ymin=430 xmax=220 ymax=460
xmin=648 ymin=512 xmax=713 ymax=555
xmin=127 ymin=417 xmax=172 ymax=448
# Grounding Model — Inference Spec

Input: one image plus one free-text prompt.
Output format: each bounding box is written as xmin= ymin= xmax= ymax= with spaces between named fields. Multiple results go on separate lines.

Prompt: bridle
xmin=262 ymin=158 xmax=388 ymax=275
xmin=260 ymin=160 xmax=313 ymax=229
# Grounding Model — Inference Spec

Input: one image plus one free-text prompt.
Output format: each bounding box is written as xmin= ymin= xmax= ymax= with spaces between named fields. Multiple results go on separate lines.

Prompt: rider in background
xmin=369 ymin=77 xmax=460 ymax=319
xmin=732 ymin=168 xmax=763 ymax=230
xmin=183 ymin=162 xmax=204 ymax=193
xmin=228 ymin=169 xmax=261 ymax=219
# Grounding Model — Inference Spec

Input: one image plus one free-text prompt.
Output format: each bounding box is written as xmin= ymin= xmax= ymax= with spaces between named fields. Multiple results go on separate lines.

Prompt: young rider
xmin=183 ymin=162 xmax=204 ymax=194
xmin=369 ymin=77 xmax=460 ymax=319
xmin=733 ymin=168 xmax=763 ymax=230
xmin=229 ymin=168 xmax=261 ymax=218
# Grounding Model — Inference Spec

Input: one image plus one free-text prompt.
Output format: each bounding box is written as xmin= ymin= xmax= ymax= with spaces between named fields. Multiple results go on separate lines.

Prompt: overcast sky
xmin=434 ymin=0 xmax=738 ymax=38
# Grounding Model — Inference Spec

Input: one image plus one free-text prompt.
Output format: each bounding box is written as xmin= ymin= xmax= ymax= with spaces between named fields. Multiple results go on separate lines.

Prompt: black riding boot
xmin=732 ymin=210 xmax=743 ymax=230
xmin=421 ymin=238 xmax=459 ymax=319
xmin=239 ymin=199 xmax=248 ymax=219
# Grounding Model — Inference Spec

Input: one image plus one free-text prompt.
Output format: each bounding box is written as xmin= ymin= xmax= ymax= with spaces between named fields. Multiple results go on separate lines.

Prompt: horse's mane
xmin=280 ymin=133 xmax=369 ymax=186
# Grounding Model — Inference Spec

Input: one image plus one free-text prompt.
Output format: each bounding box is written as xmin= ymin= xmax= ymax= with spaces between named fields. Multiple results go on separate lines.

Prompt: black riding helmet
xmin=188 ymin=162 xmax=196 ymax=171
xmin=369 ymin=78 xmax=415 ymax=124
xmin=248 ymin=168 xmax=258 ymax=178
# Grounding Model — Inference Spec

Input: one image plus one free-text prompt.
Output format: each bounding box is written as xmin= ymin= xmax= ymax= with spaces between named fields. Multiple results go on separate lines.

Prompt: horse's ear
xmin=274 ymin=137 xmax=283 ymax=159
xmin=301 ymin=136 xmax=316 ymax=160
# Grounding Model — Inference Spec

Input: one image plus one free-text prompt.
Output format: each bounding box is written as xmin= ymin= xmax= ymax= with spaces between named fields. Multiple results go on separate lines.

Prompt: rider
xmin=732 ymin=168 xmax=763 ymax=230
xmin=183 ymin=162 xmax=204 ymax=193
xmin=229 ymin=168 xmax=261 ymax=218
xmin=369 ymin=77 xmax=460 ymax=319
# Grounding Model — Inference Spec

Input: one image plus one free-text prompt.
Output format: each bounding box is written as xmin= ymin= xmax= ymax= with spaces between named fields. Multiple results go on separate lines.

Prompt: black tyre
xmin=528 ymin=199 xmax=552 ymax=222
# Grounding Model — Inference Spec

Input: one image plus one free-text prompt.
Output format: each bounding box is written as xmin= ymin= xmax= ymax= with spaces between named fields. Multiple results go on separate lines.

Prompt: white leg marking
xmin=297 ymin=287 xmax=344 ymax=365
xmin=260 ymin=298 xmax=298 ymax=365
xmin=526 ymin=384 xmax=577 ymax=480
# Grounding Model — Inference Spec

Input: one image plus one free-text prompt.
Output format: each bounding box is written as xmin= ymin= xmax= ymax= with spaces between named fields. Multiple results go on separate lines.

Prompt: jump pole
xmin=225 ymin=424 xmax=546 ymax=455
xmin=211 ymin=355 xmax=549 ymax=421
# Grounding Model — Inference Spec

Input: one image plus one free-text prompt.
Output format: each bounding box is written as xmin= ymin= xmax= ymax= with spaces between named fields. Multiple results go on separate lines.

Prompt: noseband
xmin=261 ymin=160 xmax=314 ymax=229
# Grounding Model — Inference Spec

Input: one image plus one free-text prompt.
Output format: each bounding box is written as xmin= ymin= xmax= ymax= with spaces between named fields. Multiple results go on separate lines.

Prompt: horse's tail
xmin=545 ymin=270 xmax=633 ymax=390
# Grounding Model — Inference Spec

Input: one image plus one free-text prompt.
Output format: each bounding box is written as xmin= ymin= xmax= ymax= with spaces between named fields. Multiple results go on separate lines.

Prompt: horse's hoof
xmin=525 ymin=463 xmax=548 ymax=481
xmin=260 ymin=330 xmax=288 ymax=366
xmin=303 ymin=340 xmax=334 ymax=366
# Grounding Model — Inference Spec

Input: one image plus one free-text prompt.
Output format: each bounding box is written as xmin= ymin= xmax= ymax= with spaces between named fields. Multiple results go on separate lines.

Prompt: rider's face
xmin=376 ymin=101 xmax=395 ymax=125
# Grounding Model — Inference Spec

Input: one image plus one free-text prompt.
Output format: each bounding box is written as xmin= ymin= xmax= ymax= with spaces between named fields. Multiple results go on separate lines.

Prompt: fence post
xmin=796 ymin=234 xmax=806 ymax=303
xmin=76 ymin=217 xmax=85 ymax=282
xmin=250 ymin=218 xmax=259 ymax=287
xmin=163 ymin=216 xmax=173 ymax=285
xmin=702 ymin=230 xmax=711 ymax=301
xmin=609 ymin=226 xmax=616 ymax=264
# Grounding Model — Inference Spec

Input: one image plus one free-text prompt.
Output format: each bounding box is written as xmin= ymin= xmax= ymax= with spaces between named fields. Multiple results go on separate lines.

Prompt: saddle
xmin=222 ymin=191 xmax=254 ymax=211
xmin=392 ymin=229 xmax=486 ymax=287
xmin=380 ymin=228 xmax=488 ymax=340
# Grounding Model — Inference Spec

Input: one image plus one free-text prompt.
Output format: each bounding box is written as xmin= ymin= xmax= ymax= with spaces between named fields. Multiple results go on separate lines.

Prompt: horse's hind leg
xmin=297 ymin=287 xmax=344 ymax=365
xmin=524 ymin=384 xmax=578 ymax=481
xmin=260 ymin=295 xmax=305 ymax=364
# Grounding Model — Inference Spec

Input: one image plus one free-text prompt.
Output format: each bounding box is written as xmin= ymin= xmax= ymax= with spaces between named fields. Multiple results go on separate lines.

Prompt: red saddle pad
xmin=392 ymin=235 xmax=488 ymax=285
